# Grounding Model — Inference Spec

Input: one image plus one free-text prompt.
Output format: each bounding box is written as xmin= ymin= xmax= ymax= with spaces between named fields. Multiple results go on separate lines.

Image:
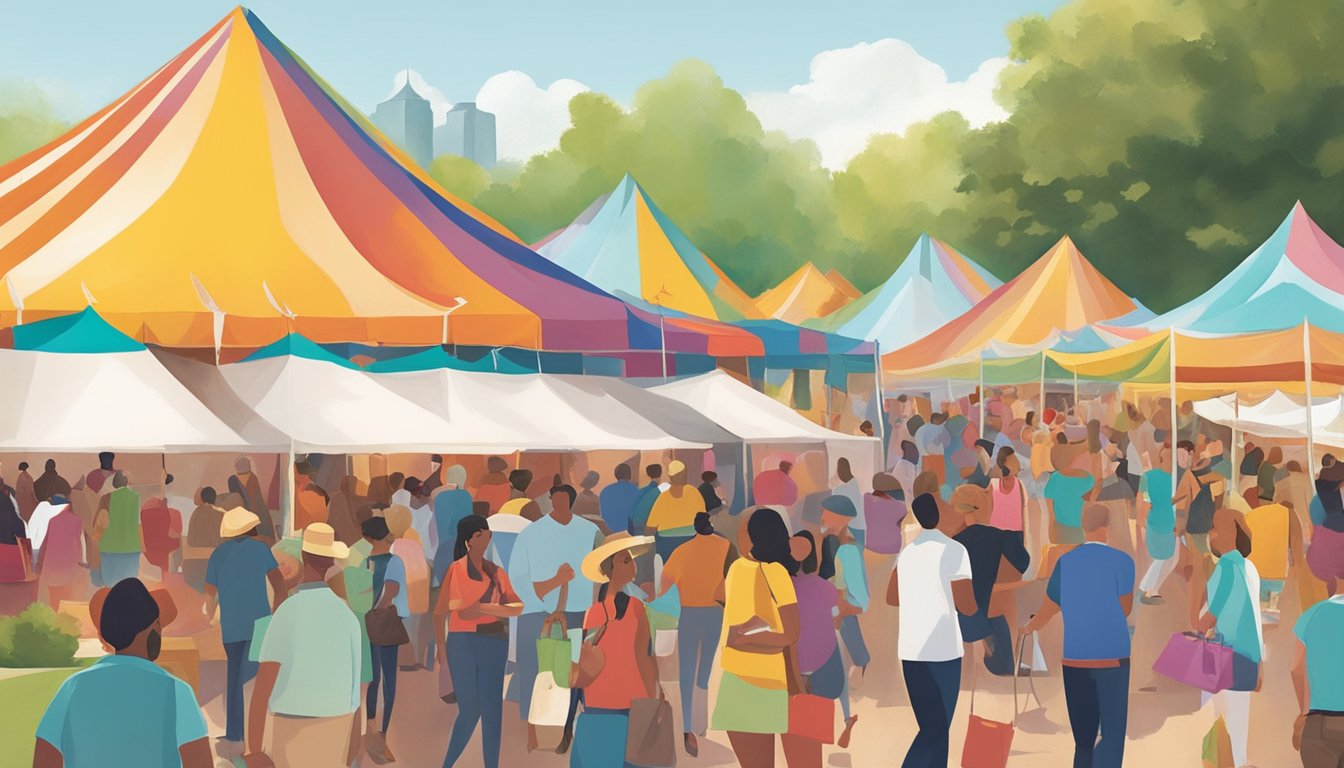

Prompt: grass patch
xmin=0 ymin=664 xmax=91 ymax=765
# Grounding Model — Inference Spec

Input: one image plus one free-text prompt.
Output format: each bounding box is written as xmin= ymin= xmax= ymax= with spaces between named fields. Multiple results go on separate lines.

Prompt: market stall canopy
xmin=536 ymin=174 xmax=763 ymax=323
xmin=1113 ymin=203 xmax=1344 ymax=336
xmin=885 ymin=236 xmax=1152 ymax=375
xmin=0 ymin=309 xmax=249 ymax=451
xmin=546 ymin=374 xmax=739 ymax=447
xmin=0 ymin=9 xmax=744 ymax=354
xmin=365 ymin=346 xmax=530 ymax=374
xmin=649 ymin=371 xmax=876 ymax=446
xmin=372 ymin=368 xmax=711 ymax=452
xmin=1193 ymin=390 xmax=1343 ymax=440
xmin=754 ymin=262 xmax=854 ymax=324
xmin=817 ymin=234 xmax=1001 ymax=352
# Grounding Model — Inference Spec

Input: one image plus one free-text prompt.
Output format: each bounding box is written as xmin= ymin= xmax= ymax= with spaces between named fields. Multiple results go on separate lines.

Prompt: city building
xmin=435 ymin=102 xmax=497 ymax=169
xmin=372 ymin=77 xmax=433 ymax=168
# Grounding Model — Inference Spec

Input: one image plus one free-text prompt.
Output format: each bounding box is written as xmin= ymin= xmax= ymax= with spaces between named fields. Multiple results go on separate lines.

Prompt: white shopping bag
xmin=528 ymin=671 xmax=570 ymax=727
xmin=655 ymin=629 xmax=677 ymax=657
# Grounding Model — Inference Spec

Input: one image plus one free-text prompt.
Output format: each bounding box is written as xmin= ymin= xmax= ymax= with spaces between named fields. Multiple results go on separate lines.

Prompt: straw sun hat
xmin=219 ymin=507 xmax=261 ymax=538
xmin=581 ymin=533 xmax=654 ymax=583
xmin=301 ymin=522 xmax=350 ymax=559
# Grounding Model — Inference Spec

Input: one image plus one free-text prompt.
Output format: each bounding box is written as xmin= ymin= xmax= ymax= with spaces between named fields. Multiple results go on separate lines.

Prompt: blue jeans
xmin=442 ymin=633 xmax=507 ymax=768
xmin=98 ymin=552 xmax=140 ymax=587
xmin=222 ymin=640 xmax=257 ymax=742
xmin=368 ymin=644 xmax=399 ymax=733
xmin=901 ymin=658 xmax=961 ymax=768
xmin=570 ymin=708 xmax=630 ymax=768
xmin=838 ymin=614 xmax=870 ymax=669
xmin=959 ymin=612 xmax=1016 ymax=676
xmin=677 ymin=606 xmax=722 ymax=734
xmin=1061 ymin=663 xmax=1130 ymax=768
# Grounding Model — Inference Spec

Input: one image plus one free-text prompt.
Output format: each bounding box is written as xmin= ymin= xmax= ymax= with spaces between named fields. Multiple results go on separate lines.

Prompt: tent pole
xmin=1305 ymin=319 xmax=1315 ymax=473
xmin=978 ymin=351 xmax=986 ymax=439
xmin=1073 ymin=369 xmax=1079 ymax=409
xmin=1169 ymin=327 xmax=1178 ymax=482
xmin=873 ymin=344 xmax=888 ymax=461
xmin=659 ymin=313 xmax=668 ymax=382
xmin=743 ymin=443 xmax=754 ymax=507
xmin=284 ymin=446 xmax=296 ymax=537
xmin=825 ymin=379 xmax=833 ymax=429
xmin=1232 ymin=396 xmax=1240 ymax=491
xmin=1039 ymin=351 xmax=1047 ymax=418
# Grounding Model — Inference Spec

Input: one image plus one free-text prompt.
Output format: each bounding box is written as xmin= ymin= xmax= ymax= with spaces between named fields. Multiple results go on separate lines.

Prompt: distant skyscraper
xmin=436 ymin=102 xmax=497 ymax=169
xmin=373 ymin=76 xmax=433 ymax=168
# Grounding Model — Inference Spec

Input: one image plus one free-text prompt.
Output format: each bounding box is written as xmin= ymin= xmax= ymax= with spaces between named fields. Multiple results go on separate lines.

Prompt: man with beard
xmin=34 ymin=579 xmax=210 ymax=767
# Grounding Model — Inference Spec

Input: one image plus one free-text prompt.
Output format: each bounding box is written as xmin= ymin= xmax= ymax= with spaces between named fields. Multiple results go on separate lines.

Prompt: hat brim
xmin=301 ymin=541 xmax=350 ymax=560
xmin=581 ymin=536 xmax=654 ymax=583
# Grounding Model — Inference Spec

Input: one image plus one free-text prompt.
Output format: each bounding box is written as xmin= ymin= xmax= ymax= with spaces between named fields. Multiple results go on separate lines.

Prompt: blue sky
xmin=2 ymin=0 xmax=1063 ymax=117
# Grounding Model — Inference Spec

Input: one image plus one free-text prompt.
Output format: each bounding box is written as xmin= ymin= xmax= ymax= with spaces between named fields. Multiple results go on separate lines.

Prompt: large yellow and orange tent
xmin=0 ymin=9 xmax=761 ymax=356
xmin=754 ymin=262 xmax=854 ymax=325
xmin=885 ymin=236 xmax=1150 ymax=374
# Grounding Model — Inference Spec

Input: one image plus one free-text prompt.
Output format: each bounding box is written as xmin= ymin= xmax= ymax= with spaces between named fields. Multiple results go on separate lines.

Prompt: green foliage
xmin=427 ymin=154 xmax=491 ymax=203
xmin=0 ymin=603 xmax=81 ymax=668
xmin=0 ymin=79 xmax=69 ymax=167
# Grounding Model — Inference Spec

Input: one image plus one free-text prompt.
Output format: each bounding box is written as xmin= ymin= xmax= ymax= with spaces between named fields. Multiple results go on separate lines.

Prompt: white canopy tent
xmin=1193 ymin=391 xmax=1343 ymax=440
xmin=0 ymin=348 xmax=249 ymax=452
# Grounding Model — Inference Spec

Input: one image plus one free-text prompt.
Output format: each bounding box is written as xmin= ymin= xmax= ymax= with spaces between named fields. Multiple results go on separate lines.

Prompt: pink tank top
xmin=989 ymin=478 xmax=1024 ymax=531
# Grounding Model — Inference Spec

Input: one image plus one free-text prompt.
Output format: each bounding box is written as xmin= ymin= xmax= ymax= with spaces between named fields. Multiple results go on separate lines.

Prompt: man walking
xmin=508 ymin=482 xmax=600 ymax=753
xmin=205 ymin=508 xmax=286 ymax=753
xmin=646 ymin=460 xmax=706 ymax=562
xmin=599 ymin=463 xmax=641 ymax=535
xmin=95 ymin=472 xmax=142 ymax=587
xmin=1292 ymin=591 xmax=1344 ymax=766
xmin=246 ymin=523 xmax=361 ymax=768
xmin=887 ymin=493 xmax=976 ymax=767
xmin=1024 ymin=503 xmax=1135 ymax=768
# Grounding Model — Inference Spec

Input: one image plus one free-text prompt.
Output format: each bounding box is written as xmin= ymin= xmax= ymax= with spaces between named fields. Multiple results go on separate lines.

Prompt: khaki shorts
xmin=264 ymin=712 xmax=356 ymax=768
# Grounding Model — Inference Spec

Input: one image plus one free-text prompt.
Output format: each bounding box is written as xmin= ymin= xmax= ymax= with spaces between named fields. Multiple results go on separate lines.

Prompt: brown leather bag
xmin=366 ymin=604 xmax=409 ymax=646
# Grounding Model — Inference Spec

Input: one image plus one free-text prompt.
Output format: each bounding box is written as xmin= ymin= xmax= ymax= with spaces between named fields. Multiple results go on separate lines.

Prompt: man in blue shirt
xmin=1024 ymin=502 xmax=1135 ymax=768
xmin=598 ymin=463 xmax=641 ymax=534
xmin=35 ymin=578 xmax=210 ymax=768
xmin=1292 ymin=593 xmax=1344 ymax=764
xmin=631 ymin=464 xmax=663 ymax=532
xmin=204 ymin=508 xmax=285 ymax=749
xmin=431 ymin=464 xmax=474 ymax=585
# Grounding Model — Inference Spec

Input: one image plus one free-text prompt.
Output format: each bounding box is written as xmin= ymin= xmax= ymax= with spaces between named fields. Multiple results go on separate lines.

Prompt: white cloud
xmin=746 ymin=39 xmax=1010 ymax=169
xmin=384 ymin=69 xmax=453 ymax=125
xmin=475 ymin=72 xmax=589 ymax=162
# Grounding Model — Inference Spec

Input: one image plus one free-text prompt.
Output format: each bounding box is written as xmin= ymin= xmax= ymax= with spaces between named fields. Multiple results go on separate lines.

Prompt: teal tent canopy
xmin=10 ymin=307 xmax=145 ymax=353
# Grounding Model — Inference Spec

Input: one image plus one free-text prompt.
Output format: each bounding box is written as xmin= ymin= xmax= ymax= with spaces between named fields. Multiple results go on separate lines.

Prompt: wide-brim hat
xmin=220 ymin=507 xmax=261 ymax=538
xmin=872 ymin=472 xmax=901 ymax=493
xmin=301 ymin=522 xmax=350 ymax=559
xmin=820 ymin=494 xmax=857 ymax=518
xmin=581 ymin=533 xmax=654 ymax=583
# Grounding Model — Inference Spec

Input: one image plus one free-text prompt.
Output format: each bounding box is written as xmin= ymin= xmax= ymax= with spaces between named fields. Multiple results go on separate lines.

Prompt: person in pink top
xmin=36 ymin=496 xmax=83 ymax=610
xmin=863 ymin=473 xmax=907 ymax=555
xmin=753 ymin=460 xmax=799 ymax=509
xmin=988 ymin=448 xmax=1029 ymax=549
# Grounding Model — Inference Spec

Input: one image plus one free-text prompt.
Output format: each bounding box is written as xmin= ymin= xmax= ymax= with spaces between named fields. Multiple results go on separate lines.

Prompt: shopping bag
xmin=0 ymin=538 xmax=36 ymax=583
xmin=1201 ymin=717 xmax=1234 ymax=768
xmin=527 ymin=671 xmax=570 ymax=727
xmin=536 ymin=619 xmax=572 ymax=689
xmin=626 ymin=695 xmax=677 ymax=767
xmin=1017 ymin=631 xmax=1048 ymax=675
xmin=1153 ymin=632 xmax=1234 ymax=693
xmin=961 ymin=637 xmax=1021 ymax=768
xmin=654 ymin=629 xmax=677 ymax=657
xmin=787 ymin=693 xmax=835 ymax=744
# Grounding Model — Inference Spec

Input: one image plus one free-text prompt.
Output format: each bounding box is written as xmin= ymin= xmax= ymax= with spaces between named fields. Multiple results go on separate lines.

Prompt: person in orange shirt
xmin=661 ymin=512 xmax=736 ymax=755
xmin=294 ymin=461 xmax=330 ymax=533
xmin=473 ymin=457 xmax=512 ymax=515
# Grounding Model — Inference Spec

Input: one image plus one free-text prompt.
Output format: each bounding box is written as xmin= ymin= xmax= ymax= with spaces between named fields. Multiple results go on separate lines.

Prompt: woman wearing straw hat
xmin=441 ymin=515 xmax=523 ymax=768
xmin=713 ymin=507 xmax=808 ymax=768
xmin=569 ymin=532 xmax=658 ymax=767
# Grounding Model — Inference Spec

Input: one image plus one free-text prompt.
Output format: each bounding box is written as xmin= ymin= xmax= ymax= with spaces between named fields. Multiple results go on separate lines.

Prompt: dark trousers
xmin=442 ymin=633 xmax=508 ymax=768
xmin=901 ymin=658 xmax=961 ymax=768
xmin=368 ymin=643 xmax=399 ymax=733
xmin=222 ymin=640 xmax=256 ymax=742
xmin=959 ymin=612 xmax=1016 ymax=676
xmin=1062 ymin=663 xmax=1130 ymax=768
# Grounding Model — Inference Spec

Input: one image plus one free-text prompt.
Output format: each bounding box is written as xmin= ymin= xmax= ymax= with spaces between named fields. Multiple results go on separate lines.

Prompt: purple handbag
xmin=1152 ymin=631 xmax=1234 ymax=693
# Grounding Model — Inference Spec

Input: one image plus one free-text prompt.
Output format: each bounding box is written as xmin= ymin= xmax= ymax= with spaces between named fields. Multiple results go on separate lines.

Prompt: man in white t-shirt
xmin=887 ymin=493 xmax=976 ymax=768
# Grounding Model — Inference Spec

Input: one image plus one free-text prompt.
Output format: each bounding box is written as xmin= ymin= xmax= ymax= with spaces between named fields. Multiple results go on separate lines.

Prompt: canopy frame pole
xmin=978 ymin=350 xmax=986 ymax=439
xmin=1232 ymin=396 xmax=1240 ymax=490
xmin=659 ymin=312 xmax=668 ymax=382
xmin=1039 ymin=351 xmax=1047 ymax=418
xmin=1169 ymin=327 xmax=1178 ymax=481
xmin=1305 ymin=319 xmax=1315 ymax=473
xmin=284 ymin=445 xmax=296 ymax=537
xmin=743 ymin=443 xmax=754 ymax=507
xmin=1073 ymin=369 xmax=1080 ymax=410
xmin=825 ymin=376 xmax=833 ymax=429
xmin=873 ymin=344 xmax=888 ymax=461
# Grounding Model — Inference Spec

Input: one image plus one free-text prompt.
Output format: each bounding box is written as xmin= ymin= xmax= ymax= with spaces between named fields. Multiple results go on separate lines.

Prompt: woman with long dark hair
xmin=440 ymin=515 xmax=522 ymax=768
xmin=570 ymin=533 xmax=658 ymax=767
xmin=713 ymin=507 xmax=808 ymax=768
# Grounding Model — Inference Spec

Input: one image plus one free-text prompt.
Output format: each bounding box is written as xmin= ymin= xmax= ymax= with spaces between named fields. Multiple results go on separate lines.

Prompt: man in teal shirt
xmin=35 ymin=579 xmax=210 ymax=768
xmin=1292 ymin=593 xmax=1344 ymax=764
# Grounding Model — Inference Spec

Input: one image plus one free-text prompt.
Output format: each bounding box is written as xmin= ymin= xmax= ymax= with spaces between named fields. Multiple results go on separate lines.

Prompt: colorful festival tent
xmin=0 ymin=9 xmax=757 ymax=357
xmin=536 ymin=174 xmax=763 ymax=323
xmin=1193 ymin=391 xmax=1344 ymax=440
xmin=885 ymin=236 xmax=1152 ymax=375
xmin=824 ymin=269 xmax=862 ymax=301
xmin=0 ymin=309 xmax=250 ymax=451
xmin=1116 ymin=203 xmax=1344 ymax=335
xmin=754 ymin=262 xmax=854 ymax=324
xmin=818 ymin=234 xmax=1001 ymax=352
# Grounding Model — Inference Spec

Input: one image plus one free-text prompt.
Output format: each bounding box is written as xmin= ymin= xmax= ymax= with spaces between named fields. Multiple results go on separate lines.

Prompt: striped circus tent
xmin=0 ymin=8 xmax=760 ymax=357
xmin=817 ymin=234 xmax=1001 ymax=352
xmin=754 ymin=262 xmax=854 ymax=324
xmin=536 ymin=174 xmax=764 ymax=323
xmin=886 ymin=235 xmax=1151 ymax=374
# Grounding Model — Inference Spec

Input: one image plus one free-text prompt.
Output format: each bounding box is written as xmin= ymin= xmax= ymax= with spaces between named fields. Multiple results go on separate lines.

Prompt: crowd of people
xmin=5 ymin=385 xmax=1344 ymax=767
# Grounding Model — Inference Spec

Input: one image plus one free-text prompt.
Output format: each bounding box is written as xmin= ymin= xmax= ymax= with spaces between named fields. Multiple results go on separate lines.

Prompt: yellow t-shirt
xmin=498 ymin=498 xmax=531 ymax=516
xmin=645 ymin=486 xmax=705 ymax=536
xmin=1245 ymin=503 xmax=1290 ymax=580
xmin=719 ymin=559 xmax=797 ymax=689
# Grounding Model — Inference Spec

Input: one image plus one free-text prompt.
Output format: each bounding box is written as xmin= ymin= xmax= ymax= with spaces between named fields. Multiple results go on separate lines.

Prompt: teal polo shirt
xmin=1295 ymin=595 xmax=1344 ymax=712
xmin=36 ymin=655 xmax=206 ymax=767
